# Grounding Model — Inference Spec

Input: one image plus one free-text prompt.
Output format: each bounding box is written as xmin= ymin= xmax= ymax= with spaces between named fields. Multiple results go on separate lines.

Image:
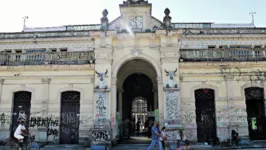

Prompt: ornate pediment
xmin=108 ymin=16 xmax=163 ymax=31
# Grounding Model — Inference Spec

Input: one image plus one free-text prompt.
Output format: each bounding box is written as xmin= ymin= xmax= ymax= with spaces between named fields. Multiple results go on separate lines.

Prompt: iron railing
xmin=0 ymin=31 xmax=91 ymax=39
xmin=180 ymin=48 xmax=266 ymax=62
xmin=0 ymin=51 xmax=95 ymax=66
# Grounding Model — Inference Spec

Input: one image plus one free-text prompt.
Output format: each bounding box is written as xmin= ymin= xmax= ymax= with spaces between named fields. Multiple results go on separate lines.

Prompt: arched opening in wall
xmin=244 ymin=87 xmax=266 ymax=140
xmin=132 ymin=97 xmax=148 ymax=134
xmin=195 ymin=89 xmax=217 ymax=143
xmin=11 ymin=91 xmax=32 ymax=137
xmin=116 ymin=59 xmax=157 ymax=144
xmin=60 ymin=91 xmax=80 ymax=144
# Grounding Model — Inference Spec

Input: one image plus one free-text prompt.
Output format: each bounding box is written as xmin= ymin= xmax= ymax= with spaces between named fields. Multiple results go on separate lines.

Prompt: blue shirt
xmin=151 ymin=126 xmax=160 ymax=140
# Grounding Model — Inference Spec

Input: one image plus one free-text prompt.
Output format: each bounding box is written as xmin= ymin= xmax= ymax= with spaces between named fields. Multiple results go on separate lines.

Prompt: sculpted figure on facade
xmin=100 ymin=9 xmax=109 ymax=31
xmin=165 ymin=69 xmax=178 ymax=88
xmin=163 ymin=8 xmax=172 ymax=28
xmin=95 ymin=69 xmax=108 ymax=89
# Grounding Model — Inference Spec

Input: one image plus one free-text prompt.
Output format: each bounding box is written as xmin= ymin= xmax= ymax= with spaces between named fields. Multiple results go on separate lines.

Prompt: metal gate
xmin=195 ymin=89 xmax=217 ymax=143
xmin=245 ymin=87 xmax=266 ymax=140
xmin=60 ymin=91 xmax=80 ymax=144
xmin=11 ymin=91 xmax=31 ymax=137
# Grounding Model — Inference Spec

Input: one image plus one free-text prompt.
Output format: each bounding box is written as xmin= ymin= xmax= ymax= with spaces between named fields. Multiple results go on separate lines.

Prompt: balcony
xmin=180 ymin=48 xmax=266 ymax=62
xmin=0 ymin=51 xmax=95 ymax=66
xmin=0 ymin=31 xmax=91 ymax=39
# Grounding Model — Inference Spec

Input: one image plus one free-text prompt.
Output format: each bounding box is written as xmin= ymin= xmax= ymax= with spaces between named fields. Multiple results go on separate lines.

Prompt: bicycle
xmin=4 ymin=134 xmax=40 ymax=150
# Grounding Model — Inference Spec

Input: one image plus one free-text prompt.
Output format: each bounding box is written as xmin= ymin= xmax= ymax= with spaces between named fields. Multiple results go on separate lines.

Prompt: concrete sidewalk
xmin=0 ymin=141 xmax=265 ymax=150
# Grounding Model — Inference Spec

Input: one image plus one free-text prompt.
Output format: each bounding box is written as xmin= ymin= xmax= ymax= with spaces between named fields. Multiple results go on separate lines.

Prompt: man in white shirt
xmin=14 ymin=120 xmax=27 ymax=142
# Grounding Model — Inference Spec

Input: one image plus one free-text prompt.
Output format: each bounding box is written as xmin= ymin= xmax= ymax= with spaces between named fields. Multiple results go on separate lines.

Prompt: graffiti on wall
xmin=89 ymin=119 xmax=112 ymax=145
xmin=95 ymin=92 xmax=109 ymax=119
xmin=165 ymin=90 xmax=182 ymax=125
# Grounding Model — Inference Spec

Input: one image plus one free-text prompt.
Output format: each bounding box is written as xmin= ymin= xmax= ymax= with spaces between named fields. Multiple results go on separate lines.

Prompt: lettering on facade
xmin=29 ymin=116 xmax=59 ymax=128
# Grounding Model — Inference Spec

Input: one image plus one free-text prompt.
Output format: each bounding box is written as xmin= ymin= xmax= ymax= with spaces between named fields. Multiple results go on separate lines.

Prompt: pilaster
xmin=0 ymin=79 xmax=4 ymax=106
xmin=118 ymin=88 xmax=123 ymax=121
xmin=41 ymin=78 xmax=51 ymax=117
xmin=163 ymin=87 xmax=182 ymax=128
xmin=157 ymin=77 xmax=164 ymax=123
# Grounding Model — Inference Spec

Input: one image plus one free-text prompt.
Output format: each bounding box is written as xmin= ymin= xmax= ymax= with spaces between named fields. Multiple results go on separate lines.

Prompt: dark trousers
xmin=161 ymin=141 xmax=165 ymax=149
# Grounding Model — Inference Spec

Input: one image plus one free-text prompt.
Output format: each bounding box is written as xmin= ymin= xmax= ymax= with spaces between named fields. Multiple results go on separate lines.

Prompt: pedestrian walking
xmin=160 ymin=127 xmax=167 ymax=149
xmin=148 ymin=121 xmax=166 ymax=150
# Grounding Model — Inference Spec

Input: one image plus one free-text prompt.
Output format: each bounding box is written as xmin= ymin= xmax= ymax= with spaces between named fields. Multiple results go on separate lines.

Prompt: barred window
xmin=132 ymin=97 xmax=148 ymax=113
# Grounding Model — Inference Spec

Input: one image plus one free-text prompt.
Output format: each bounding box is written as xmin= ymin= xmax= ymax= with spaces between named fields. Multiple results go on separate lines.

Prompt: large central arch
xmin=111 ymin=53 xmax=163 ymax=141
xmin=112 ymin=53 xmax=162 ymax=78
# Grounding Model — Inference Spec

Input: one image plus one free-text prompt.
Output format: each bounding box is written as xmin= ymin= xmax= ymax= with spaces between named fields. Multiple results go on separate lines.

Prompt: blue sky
xmin=0 ymin=0 xmax=265 ymax=32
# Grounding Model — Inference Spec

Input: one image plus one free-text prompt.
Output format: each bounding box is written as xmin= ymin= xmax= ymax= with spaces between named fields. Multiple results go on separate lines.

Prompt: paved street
xmin=0 ymin=144 xmax=266 ymax=150
xmin=0 ymin=140 xmax=266 ymax=150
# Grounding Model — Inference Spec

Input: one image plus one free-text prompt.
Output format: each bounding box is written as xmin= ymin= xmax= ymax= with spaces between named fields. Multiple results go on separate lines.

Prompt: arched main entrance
xmin=244 ymin=87 xmax=266 ymax=140
xmin=116 ymin=59 xmax=158 ymax=143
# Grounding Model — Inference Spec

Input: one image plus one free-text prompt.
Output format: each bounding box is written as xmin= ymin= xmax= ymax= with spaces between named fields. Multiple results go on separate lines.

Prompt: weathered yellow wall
xmin=0 ymin=65 xmax=95 ymax=142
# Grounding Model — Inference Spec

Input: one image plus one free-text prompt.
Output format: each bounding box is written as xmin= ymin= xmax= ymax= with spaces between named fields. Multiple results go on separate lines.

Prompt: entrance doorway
xmin=116 ymin=59 xmax=158 ymax=144
xmin=122 ymin=73 xmax=154 ymax=137
xmin=11 ymin=91 xmax=32 ymax=137
xmin=195 ymin=89 xmax=217 ymax=143
xmin=132 ymin=97 xmax=148 ymax=135
xmin=245 ymin=87 xmax=266 ymax=140
xmin=60 ymin=91 xmax=80 ymax=144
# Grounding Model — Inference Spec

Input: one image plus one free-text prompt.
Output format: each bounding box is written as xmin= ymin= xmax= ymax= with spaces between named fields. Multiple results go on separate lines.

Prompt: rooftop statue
xmin=100 ymin=9 xmax=109 ymax=31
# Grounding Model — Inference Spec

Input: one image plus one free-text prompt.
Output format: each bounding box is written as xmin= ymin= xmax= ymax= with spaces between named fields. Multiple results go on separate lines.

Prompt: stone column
xmin=157 ymin=77 xmax=164 ymax=124
xmin=225 ymin=76 xmax=248 ymax=137
xmin=0 ymin=79 xmax=4 ymax=107
xmin=111 ymin=78 xmax=117 ymax=120
xmin=118 ymin=88 xmax=123 ymax=121
xmin=41 ymin=78 xmax=51 ymax=117
xmin=92 ymin=33 xmax=114 ymax=147
xmin=38 ymin=78 xmax=51 ymax=142
xmin=225 ymin=76 xmax=234 ymax=129
xmin=153 ymin=89 xmax=158 ymax=109
xmin=111 ymin=77 xmax=117 ymax=142
xmin=163 ymin=87 xmax=182 ymax=128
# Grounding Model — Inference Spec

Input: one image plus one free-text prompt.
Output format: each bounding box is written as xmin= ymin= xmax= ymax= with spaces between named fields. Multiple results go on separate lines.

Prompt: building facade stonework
xmin=0 ymin=0 xmax=266 ymax=145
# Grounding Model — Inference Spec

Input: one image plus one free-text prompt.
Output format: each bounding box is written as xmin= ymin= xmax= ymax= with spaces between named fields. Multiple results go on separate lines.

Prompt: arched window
xmin=132 ymin=97 xmax=148 ymax=113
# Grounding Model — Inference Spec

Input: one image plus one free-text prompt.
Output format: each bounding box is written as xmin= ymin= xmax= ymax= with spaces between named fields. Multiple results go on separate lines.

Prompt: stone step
xmin=112 ymin=144 xmax=158 ymax=150
xmin=42 ymin=144 xmax=87 ymax=150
